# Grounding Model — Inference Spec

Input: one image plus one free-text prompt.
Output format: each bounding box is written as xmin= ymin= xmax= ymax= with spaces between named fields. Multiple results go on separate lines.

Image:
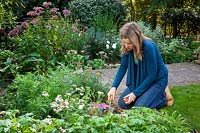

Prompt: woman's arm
xmin=112 ymin=54 xmax=128 ymax=89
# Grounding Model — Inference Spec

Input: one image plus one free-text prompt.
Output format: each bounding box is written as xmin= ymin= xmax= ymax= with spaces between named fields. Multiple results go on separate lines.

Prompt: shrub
xmin=157 ymin=38 xmax=195 ymax=64
xmin=69 ymin=0 xmax=127 ymax=26
xmin=85 ymin=27 xmax=121 ymax=63
xmin=8 ymin=2 xmax=88 ymax=73
xmin=2 ymin=67 xmax=108 ymax=119
xmin=137 ymin=20 xmax=164 ymax=44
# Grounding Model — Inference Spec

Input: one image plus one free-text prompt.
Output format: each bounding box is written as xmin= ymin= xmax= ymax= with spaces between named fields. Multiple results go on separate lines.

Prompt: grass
xmin=162 ymin=84 xmax=200 ymax=131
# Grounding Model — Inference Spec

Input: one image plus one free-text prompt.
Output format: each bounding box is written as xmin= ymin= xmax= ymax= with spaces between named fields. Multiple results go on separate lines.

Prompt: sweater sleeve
xmin=112 ymin=54 xmax=128 ymax=89
xmin=132 ymin=44 xmax=157 ymax=96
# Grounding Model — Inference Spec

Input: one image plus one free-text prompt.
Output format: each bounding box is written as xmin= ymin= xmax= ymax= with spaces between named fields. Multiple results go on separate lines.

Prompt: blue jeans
xmin=118 ymin=82 xmax=167 ymax=109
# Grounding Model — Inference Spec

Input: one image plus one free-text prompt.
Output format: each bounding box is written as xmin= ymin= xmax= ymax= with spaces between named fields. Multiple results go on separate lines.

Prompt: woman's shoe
xmin=165 ymin=86 xmax=174 ymax=106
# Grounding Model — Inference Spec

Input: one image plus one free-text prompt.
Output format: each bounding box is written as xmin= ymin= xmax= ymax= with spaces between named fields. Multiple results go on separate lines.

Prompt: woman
xmin=107 ymin=22 xmax=173 ymax=109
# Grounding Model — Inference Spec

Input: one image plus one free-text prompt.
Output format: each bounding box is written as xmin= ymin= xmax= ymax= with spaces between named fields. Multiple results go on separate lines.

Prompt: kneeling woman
xmin=107 ymin=22 xmax=173 ymax=109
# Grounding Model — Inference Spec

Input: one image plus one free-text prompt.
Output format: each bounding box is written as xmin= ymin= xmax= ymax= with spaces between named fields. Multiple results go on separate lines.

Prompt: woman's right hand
xmin=107 ymin=87 xmax=116 ymax=102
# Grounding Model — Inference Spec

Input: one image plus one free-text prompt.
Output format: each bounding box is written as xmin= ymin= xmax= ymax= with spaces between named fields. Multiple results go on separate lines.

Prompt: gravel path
xmin=95 ymin=62 xmax=200 ymax=94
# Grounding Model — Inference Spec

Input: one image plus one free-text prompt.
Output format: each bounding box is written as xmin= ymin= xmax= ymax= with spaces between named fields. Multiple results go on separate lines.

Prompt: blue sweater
xmin=112 ymin=39 xmax=168 ymax=96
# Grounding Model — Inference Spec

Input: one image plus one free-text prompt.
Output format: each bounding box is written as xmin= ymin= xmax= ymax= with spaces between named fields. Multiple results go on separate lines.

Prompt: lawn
xmin=162 ymin=84 xmax=200 ymax=131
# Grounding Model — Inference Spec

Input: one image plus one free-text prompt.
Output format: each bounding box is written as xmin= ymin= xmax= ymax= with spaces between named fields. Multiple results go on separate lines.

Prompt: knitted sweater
xmin=112 ymin=39 xmax=168 ymax=96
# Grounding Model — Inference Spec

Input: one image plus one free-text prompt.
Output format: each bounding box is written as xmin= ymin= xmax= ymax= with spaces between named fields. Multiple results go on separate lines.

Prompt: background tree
xmin=122 ymin=0 xmax=200 ymax=37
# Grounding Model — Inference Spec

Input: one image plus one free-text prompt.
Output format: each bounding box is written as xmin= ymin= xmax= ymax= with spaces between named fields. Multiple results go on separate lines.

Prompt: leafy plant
xmin=0 ymin=108 xmax=190 ymax=132
xmin=88 ymin=59 xmax=106 ymax=69
xmin=158 ymin=38 xmax=194 ymax=63
xmin=2 ymin=67 xmax=108 ymax=119
xmin=69 ymin=0 xmax=126 ymax=26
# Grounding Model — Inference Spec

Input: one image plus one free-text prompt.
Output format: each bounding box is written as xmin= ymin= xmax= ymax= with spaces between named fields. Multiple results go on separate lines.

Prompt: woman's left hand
xmin=123 ymin=92 xmax=136 ymax=104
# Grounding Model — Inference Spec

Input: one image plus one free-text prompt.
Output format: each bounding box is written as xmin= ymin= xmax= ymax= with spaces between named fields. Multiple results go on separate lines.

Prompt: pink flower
xmin=95 ymin=103 xmax=109 ymax=109
xmin=62 ymin=9 xmax=71 ymax=17
xmin=33 ymin=7 xmax=44 ymax=12
xmin=42 ymin=2 xmax=52 ymax=8
xmin=50 ymin=8 xmax=59 ymax=14
xmin=27 ymin=11 xmax=39 ymax=17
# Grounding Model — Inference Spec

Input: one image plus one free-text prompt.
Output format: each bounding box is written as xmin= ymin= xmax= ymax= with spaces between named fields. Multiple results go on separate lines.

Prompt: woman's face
xmin=121 ymin=38 xmax=134 ymax=51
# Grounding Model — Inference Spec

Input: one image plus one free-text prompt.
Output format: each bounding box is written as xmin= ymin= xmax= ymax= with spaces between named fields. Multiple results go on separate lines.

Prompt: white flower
xmin=97 ymin=91 xmax=104 ymax=95
xmin=112 ymin=43 xmax=117 ymax=49
xmin=43 ymin=117 xmax=52 ymax=125
xmin=59 ymin=127 xmax=66 ymax=133
xmin=65 ymin=93 xmax=71 ymax=96
xmin=78 ymin=104 xmax=85 ymax=109
xmin=62 ymin=100 xmax=69 ymax=108
xmin=106 ymin=44 xmax=109 ymax=49
xmin=99 ymin=51 xmax=105 ymax=55
xmin=55 ymin=95 xmax=63 ymax=102
xmin=106 ymin=41 xmax=110 ymax=44
xmin=41 ymin=91 xmax=49 ymax=97
xmin=50 ymin=102 xmax=58 ymax=108
xmin=75 ymin=87 xmax=81 ymax=91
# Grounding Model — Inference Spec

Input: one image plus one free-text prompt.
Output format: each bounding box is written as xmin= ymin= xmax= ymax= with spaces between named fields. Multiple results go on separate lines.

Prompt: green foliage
xmin=64 ymin=51 xmax=86 ymax=70
xmin=69 ymin=0 xmax=127 ymax=26
xmin=0 ymin=1 xmax=18 ymax=29
xmin=163 ymin=84 xmax=200 ymax=131
xmin=161 ymin=6 xmax=200 ymax=37
xmin=137 ymin=20 xmax=164 ymax=43
xmin=0 ymin=110 xmax=67 ymax=133
xmin=86 ymin=27 xmax=121 ymax=62
xmin=2 ymin=67 xmax=108 ymax=119
xmin=0 ymin=108 xmax=190 ymax=132
xmin=0 ymin=50 xmax=19 ymax=79
xmin=9 ymin=4 xmax=87 ymax=74
xmin=88 ymin=59 xmax=106 ymax=69
xmin=158 ymin=38 xmax=195 ymax=64
xmin=90 ymin=15 xmax=118 ymax=33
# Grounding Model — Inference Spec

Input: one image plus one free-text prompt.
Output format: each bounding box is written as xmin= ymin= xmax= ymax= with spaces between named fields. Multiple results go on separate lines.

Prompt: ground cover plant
xmin=163 ymin=84 xmax=200 ymax=131
xmin=0 ymin=107 xmax=190 ymax=133
xmin=0 ymin=67 xmax=192 ymax=132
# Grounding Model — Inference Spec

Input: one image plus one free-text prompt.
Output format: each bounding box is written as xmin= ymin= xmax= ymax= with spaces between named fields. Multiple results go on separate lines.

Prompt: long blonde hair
xmin=120 ymin=22 xmax=144 ymax=60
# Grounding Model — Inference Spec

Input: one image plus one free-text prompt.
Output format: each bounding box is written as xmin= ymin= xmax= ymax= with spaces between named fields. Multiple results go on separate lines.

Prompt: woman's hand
xmin=107 ymin=87 xmax=116 ymax=102
xmin=123 ymin=92 xmax=136 ymax=104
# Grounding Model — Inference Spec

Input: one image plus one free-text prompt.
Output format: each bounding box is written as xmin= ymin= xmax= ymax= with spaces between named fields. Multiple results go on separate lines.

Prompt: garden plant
xmin=0 ymin=0 xmax=199 ymax=132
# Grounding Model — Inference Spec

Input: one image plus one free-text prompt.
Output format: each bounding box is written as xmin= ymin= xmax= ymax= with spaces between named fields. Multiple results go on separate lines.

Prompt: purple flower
xmin=95 ymin=103 xmax=109 ymax=110
xmin=62 ymin=9 xmax=71 ymax=17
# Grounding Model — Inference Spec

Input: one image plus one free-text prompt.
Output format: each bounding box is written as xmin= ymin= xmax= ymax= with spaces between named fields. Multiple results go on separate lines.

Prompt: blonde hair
xmin=120 ymin=22 xmax=144 ymax=60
